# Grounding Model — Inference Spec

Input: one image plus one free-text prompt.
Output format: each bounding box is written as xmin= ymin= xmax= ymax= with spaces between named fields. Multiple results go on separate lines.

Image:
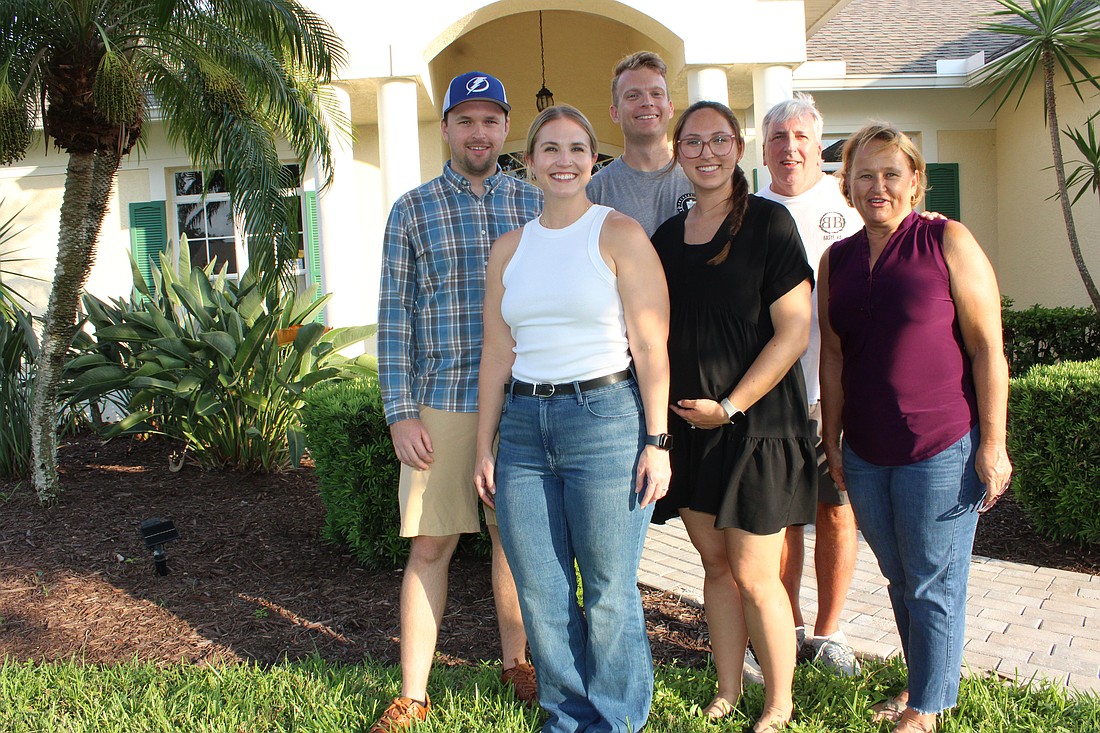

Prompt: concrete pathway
xmin=640 ymin=518 xmax=1100 ymax=693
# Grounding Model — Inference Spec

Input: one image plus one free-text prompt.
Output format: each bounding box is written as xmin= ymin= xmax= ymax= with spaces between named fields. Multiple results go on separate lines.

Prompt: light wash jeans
xmin=496 ymin=379 xmax=654 ymax=733
xmin=843 ymin=426 xmax=983 ymax=714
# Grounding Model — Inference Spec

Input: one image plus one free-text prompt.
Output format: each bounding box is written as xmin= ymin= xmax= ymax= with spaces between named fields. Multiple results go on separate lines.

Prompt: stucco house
xmin=2 ymin=0 xmax=1097 ymax=331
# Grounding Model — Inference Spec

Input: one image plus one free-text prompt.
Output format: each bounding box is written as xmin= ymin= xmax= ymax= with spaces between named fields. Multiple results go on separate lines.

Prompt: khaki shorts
xmin=808 ymin=401 xmax=849 ymax=507
xmin=398 ymin=406 xmax=497 ymax=538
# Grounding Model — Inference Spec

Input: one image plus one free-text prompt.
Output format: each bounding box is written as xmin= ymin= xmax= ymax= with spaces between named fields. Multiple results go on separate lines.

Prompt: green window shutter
xmin=128 ymin=200 xmax=167 ymax=292
xmin=303 ymin=190 xmax=324 ymax=324
xmin=925 ymin=163 xmax=960 ymax=221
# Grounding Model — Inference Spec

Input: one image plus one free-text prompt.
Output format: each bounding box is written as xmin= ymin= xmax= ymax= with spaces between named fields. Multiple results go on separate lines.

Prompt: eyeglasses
xmin=678 ymin=135 xmax=735 ymax=159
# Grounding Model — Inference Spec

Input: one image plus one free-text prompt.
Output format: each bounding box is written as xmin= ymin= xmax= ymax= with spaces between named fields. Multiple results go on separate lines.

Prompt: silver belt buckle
xmin=534 ymin=382 xmax=556 ymax=397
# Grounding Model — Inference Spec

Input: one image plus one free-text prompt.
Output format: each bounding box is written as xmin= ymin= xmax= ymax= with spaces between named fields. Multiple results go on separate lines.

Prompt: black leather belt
xmin=507 ymin=369 xmax=633 ymax=397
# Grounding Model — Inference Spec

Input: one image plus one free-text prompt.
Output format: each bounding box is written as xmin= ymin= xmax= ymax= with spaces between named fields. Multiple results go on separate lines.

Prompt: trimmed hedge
xmin=1008 ymin=359 xmax=1100 ymax=545
xmin=301 ymin=377 xmax=489 ymax=567
xmin=1002 ymin=299 xmax=1100 ymax=377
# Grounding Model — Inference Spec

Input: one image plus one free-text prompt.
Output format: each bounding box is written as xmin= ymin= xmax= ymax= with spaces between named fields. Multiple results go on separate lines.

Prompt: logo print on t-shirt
xmin=677 ymin=192 xmax=697 ymax=212
xmin=820 ymin=212 xmax=847 ymax=234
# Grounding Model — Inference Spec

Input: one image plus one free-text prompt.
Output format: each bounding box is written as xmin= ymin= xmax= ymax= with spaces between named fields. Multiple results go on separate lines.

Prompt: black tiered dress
xmin=651 ymin=195 xmax=818 ymax=533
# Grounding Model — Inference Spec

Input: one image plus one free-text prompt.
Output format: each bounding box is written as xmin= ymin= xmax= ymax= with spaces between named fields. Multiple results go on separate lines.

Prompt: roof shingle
xmin=807 ymin=0 xmax=1016 ymax=75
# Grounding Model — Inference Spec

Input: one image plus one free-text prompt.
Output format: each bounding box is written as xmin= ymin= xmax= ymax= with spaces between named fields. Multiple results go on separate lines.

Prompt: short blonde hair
xmin=840 ymin=122 xmax=927 ymax=207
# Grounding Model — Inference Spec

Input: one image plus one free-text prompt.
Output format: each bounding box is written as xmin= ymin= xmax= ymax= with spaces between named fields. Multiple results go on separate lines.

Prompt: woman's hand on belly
xmin=670 ymin=397 xmax=728 ymax=430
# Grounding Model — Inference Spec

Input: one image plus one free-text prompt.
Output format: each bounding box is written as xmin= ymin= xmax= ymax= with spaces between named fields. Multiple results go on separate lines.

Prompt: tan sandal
xmin=703 ymin=695 xmax=738 ymax=719
xmin=871 ymin=695 xmax=907 ymax=724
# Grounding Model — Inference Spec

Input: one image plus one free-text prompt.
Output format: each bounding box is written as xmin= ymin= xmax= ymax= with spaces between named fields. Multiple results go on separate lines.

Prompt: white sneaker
xmin=742 ymin=646 xmax=764 ymax=686
xmin=795 ymin=625 xmax=813 ymax=663
xmin=812 ymin=631 xmax=861 ymax=676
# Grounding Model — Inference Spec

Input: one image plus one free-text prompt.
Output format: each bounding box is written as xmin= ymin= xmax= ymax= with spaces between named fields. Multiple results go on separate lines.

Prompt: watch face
xmin=729 ymin=410 xmax=746 ymax=426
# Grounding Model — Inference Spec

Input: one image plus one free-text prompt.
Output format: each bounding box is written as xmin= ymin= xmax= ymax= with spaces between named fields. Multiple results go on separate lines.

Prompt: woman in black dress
xmin=651 ymin=101 xmax=816 ymax=732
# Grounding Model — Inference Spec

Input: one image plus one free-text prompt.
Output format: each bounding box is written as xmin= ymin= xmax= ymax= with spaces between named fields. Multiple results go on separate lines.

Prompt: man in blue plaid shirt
xmin=373 ymin=71 xmax=542 ymax=732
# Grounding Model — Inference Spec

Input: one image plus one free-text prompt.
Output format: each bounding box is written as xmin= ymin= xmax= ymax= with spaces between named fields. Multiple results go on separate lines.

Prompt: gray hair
xmin=761 ymin=92 xmax=824 ymax=143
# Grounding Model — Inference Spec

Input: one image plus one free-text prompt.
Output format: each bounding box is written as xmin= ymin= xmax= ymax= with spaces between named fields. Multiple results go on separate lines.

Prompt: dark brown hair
xmin=672 ymin=100 xmax=749 ymax=266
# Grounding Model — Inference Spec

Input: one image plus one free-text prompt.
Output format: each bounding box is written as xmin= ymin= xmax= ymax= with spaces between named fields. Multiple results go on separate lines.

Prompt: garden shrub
xmin=302 ymin=378 xmax=490 ymax=567
xmin=1008 ymin=358 xmax=1100 ymax=544
xmin=1002 ymin=298 xmax=1100 ymax=376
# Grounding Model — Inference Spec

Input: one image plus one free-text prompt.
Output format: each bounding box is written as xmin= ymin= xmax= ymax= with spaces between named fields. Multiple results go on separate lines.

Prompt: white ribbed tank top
xmin=501 ymin=204 xmax=630 ymax=383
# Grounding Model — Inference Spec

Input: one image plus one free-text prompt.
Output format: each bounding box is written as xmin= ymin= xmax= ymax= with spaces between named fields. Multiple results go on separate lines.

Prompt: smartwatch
xmin=644 ymin=433 xmax=674 ymax=450
xmin=720 ymin=398 xmax=746 ymax=426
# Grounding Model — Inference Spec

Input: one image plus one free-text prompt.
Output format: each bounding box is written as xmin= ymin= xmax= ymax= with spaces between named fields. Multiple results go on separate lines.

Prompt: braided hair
xmin=671 ymin=100 xmax=749 ymax=266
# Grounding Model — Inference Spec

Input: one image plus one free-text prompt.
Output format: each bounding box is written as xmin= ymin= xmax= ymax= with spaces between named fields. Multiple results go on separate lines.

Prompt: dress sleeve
xmin=759 ymin=198 xmax=814 ymax=306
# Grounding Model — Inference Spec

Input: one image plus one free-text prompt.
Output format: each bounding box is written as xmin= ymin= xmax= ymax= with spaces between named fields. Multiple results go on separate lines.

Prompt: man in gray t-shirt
xmin=587 ymin=51 xmax=695 ymax=236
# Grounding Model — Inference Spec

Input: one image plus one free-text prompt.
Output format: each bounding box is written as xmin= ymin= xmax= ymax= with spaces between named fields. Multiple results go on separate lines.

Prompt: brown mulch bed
xmin=0 ymin=432 xmax=1095 ymax=668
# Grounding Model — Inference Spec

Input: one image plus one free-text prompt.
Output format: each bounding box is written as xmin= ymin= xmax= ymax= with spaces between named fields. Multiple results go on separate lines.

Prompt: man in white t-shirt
xmin=756 ymin=93 xmax=863 ymax=678
xmin=587 ymin=51 xmax=695 ymax=236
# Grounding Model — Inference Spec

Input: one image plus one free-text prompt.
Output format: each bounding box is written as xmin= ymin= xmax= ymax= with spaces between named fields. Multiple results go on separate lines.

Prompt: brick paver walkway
xmin=640 ymin=518 xmax=1100 ymax=693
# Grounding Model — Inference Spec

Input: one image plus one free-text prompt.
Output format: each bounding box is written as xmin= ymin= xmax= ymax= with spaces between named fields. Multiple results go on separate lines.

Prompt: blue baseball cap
xmin=442 ymin=71 xmax=511 ymax=117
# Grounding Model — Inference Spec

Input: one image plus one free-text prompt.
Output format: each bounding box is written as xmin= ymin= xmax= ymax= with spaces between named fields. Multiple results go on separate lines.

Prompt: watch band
xmin=644 ymin=433 xmax=674 ymax=450
xmin=720 ymin=398 xmax=746 ymax=425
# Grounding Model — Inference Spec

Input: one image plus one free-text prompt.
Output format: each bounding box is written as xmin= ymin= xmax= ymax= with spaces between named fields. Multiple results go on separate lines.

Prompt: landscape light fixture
xmin=139 ymin=518 xmax=180 ymax=576
xmin=535 ymin=11 xmax=554 ymax=111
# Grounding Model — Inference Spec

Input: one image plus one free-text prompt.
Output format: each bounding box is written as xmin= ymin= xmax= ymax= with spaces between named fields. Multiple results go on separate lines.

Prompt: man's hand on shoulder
xmin=389 ymin=418 xmax=434 ymax=470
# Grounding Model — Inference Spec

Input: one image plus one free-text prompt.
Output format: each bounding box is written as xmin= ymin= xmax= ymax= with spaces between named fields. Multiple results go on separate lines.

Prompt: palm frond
xmin=1062 ymin=121 xmax=1100 ymax=205
xmin=977 ymin=0 xmax=1100 ymax=117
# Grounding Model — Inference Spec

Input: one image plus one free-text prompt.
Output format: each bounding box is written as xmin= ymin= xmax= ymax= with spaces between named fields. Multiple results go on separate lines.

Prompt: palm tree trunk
xmin=30 ymin=149 xmax=119 ymax=504
xmin=1044 ymin=51 xmax=1100 ymax=314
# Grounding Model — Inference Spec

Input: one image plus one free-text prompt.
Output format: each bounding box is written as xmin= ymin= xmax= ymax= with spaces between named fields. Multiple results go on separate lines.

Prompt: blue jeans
xmin=496 ymin=379 xmax=654 ymax=733
xmin=843 ymin=427 xmax=983 ymax=714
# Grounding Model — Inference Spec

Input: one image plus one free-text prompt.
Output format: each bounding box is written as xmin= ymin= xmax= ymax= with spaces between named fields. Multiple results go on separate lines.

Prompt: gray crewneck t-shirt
xmin=587 ymin=157 xmax=696 ymax=237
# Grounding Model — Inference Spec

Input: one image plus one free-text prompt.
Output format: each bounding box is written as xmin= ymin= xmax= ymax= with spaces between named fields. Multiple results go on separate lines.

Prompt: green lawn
xmin=2 ymin=655 xmax=1096 ymax=732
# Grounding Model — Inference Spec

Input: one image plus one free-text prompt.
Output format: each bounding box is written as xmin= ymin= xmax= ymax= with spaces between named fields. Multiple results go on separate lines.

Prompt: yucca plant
xmin=979 ymin=0 xmax=1100 ymax=313
xmin=1063 ymin=119 xmax=1100 ymax=207
xmin=67 ymin=243 xmax=375 ymax=472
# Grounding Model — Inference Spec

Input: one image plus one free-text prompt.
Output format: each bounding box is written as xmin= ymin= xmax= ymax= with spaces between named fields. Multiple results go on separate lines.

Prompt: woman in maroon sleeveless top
xmin=818 ymin=123 xmax=1012 ymax=733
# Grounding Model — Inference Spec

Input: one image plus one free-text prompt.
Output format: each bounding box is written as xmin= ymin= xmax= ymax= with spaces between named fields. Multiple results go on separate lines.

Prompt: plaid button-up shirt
xmin=378 ymin=163 xmax=542 ymax=425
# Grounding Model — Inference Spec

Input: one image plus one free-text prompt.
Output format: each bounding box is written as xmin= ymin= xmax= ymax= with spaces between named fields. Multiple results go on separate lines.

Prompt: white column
xmin=687 ymin=66 xmax=729 ymax=106
xmin=750 ymin=65 xmax=794 ymax=192
xmin=314 ymin=84 xmax=367 ymax=337
xmin=378 ymin=77 xmax=421 ymax=211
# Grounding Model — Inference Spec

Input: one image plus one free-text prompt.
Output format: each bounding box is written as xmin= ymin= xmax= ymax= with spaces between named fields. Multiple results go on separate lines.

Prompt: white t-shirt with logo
xmin=758 ymin=174 xmax=863 ymax=403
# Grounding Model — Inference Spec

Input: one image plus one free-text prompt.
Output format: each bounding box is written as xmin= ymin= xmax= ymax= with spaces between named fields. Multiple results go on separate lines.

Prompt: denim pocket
xmin=582 ymin=382 xmax=642 ymax=419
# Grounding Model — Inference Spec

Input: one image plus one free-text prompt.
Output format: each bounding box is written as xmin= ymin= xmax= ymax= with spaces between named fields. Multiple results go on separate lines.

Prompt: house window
xmin=821 ymin=137 xmax=846 ymax=174
xmin=171 ymin=164 xmax=305 ymax=278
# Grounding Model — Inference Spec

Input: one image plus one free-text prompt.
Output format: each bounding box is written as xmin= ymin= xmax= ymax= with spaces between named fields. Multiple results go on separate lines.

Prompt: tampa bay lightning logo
xmin=466 ymin=76 xmax=491 ymax=94
xmin=676 ymin=192 xmax=697 ymax=212
xmin=819 ymin=211 xmax=847 ymax=234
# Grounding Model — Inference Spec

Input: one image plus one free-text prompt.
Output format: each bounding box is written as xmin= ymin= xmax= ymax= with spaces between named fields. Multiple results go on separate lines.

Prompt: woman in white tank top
xmin=474 ymin=105 xmax=670 ymax=733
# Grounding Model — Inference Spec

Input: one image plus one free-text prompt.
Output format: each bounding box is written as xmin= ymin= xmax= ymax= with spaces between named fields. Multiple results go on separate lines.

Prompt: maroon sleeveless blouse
xmin=827 ymin=212 xmax=978 ymax=466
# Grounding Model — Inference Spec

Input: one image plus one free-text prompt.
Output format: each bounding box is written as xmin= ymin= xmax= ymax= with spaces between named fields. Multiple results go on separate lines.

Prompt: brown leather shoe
xmin=369 ymin=695 xmax=430 ymax=732
xmin=501 ymin=658 xmax=538 ymax=707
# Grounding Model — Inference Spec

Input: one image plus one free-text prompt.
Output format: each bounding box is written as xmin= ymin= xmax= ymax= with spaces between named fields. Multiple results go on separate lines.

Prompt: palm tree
xmin=979 ymin=0 xmax=1100 ymax=314
xmin=0 ymin=0 xmax=348 ymax=504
